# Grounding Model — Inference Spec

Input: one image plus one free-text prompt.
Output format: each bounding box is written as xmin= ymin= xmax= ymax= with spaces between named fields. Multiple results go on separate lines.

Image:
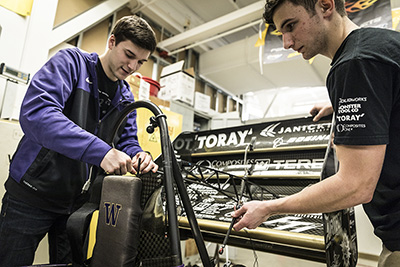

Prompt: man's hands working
xmin=100 ymin=148 xmax=158 ymax=175
xmin=131 ymin=151 xmax=159 ymax=175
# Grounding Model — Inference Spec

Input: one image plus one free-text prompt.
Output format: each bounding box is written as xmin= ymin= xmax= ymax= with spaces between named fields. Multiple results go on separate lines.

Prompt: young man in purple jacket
xmin=0 ymin=15 xmax=158 ymax=266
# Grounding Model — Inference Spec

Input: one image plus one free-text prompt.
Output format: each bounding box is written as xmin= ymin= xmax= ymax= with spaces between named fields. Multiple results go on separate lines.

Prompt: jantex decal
xmin=260 ymin=122 xmax=331 ymax=137
xmin=261 ymin=122 xmax=331 ymax=148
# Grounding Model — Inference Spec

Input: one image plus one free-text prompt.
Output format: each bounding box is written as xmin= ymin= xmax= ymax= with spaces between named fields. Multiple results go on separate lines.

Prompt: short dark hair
xmin=111 ymin=15 xmax=157 ymax=53
xmin=263 ymin=0 xmax=347 ymax=25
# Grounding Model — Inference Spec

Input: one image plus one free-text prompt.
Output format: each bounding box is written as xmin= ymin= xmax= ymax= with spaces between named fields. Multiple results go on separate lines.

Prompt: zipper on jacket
xmin=81 ymin=165 xmax=94 ymax=194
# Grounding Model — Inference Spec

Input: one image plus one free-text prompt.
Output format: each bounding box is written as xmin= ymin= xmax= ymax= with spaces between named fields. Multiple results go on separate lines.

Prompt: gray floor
xmin=33 ymin=237 xmax=379 ymax=266
xmin=183 ymin=243 xmax=378 ymax=267
xmin=233 ymin=247 xmax=378 ymax=267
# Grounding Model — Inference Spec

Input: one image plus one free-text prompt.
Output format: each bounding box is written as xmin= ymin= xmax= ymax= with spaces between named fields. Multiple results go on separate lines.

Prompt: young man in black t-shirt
xmin=232 ymin=0 xmax=400 ymax=265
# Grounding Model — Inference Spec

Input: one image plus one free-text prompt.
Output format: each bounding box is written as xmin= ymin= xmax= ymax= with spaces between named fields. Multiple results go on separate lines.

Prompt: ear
xmin=108 ymin=34 xmax=116 ymax=49
xmin=318 ymin=0 xmax=334 ymax=17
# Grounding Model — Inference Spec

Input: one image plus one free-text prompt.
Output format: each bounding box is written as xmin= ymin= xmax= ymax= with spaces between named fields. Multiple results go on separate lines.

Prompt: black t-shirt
xmin=327 ymin=27 xmax=400 ymax=251
xmin=96 ymin=61 xmax=118 ymax=117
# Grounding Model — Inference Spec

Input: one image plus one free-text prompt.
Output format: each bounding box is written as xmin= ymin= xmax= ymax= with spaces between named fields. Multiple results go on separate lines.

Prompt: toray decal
xmin=195 ymin=129 xmax=253 ymax=149
xmin=104 ymin=202 xmax=122 ymax=227
xmin=336 ymin=113 xmax=365 ymax=122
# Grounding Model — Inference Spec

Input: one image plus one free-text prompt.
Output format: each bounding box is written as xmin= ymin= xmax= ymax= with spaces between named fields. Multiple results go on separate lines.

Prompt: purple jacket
xmin=6 ymin=48 xmax=143 ymax=213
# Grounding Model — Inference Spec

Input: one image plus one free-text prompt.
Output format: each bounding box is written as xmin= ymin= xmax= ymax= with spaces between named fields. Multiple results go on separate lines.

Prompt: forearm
xmin=270 ymin=146 xmax=384 ymax=215
xmin=271 ymin=173 xmax=365 ymax=216
xmin=233 ymin=145 xmax=384 ymax=231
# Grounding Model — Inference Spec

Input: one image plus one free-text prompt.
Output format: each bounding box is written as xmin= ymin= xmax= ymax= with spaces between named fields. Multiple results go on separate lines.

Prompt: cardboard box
xmin=127 ymin=74 xmax=140 ymax=99
xmin=126 ymin=74 xmax=150 ymax=100
xmin=126 ymin=75 xmax=170 ymax=109
xmin=158 ymin=61 xmax=195 ymax=106
xmin=149 ymin=95 xmax=170 ymax=108
xmin=136 ymin=107 xmax=182 ymax=158
xmin=194 ymin=92 xmax=211 ymax=113
xmin=138 ymin=79 xmax=150 ymax=100
xmin=0 ymin=81 xmax=27 ymax=121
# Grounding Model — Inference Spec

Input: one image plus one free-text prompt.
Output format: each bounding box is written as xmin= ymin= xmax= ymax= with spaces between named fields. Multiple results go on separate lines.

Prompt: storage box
xmin=138 ymin=79 xmax=150 ymax=100
xmin=194 ymin=92 xmax=211 ymax=113
xmin=127 ymin=74 xmax=140 ymax=99
xmin=158 ymin=60 xmax=195 ymax=106
xmin=149 ymin=95 xmax=170 ymax=108
xmin=136 ymin=107 xmax=182 ymax=158
xmin=126 ymin=74 xmax=170 ymax=108
xmin=0 ymin=80 xmax=27 ymax=120
xmin=126 ymin=74 xmax=150 ymax=100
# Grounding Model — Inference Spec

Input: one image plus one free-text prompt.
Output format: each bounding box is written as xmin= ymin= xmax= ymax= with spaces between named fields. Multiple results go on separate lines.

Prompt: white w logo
xmin=103 ymin=202 xmax=122 ymax=227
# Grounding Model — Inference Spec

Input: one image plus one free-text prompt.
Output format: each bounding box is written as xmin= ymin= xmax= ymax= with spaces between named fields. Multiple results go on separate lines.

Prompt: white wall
xmin=0 ymin=0 xmax=58 ymax=74
xmin=0 ymin=2 xmax=61 ymax=263
xmin=20 ymin=0 xmax=59 ymax=75
xmin=355 ymin=205 xmax=382 ymax=256
xmin=242 ymin=86 xmax=330 ymax=121
xmin=0 ymin=6 xmax=29 ymax=68
xmin=0 ymin=1 xmax=59 ymax=120
xmin=0 ymin=6 xmax=30 ymax=118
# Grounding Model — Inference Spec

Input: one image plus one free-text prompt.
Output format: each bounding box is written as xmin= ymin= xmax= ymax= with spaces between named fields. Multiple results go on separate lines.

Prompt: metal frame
xmin=107 ymin=100 xmax=212 ymax=267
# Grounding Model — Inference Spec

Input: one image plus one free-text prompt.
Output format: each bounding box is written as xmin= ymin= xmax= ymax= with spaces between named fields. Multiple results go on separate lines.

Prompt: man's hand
xmin=310 ymin=102 xmax=333 ymax=122
xmin=131 ymin=151 xmax=158 ymax=174
xmin=232 ymin=200 xmax=272 ymax=231
xmin=100 ymin=148 xmax=133 ymax=175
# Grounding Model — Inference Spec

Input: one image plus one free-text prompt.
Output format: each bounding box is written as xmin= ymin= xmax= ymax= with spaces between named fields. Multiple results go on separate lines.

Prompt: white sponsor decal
xmin=261 ymin=122 xmax=331 ymax=138
xmin=338 ymin=103 xmax=361 ymax=114
xmin=262 ymin=216 xmax=321 ymax=233
xmin=206 ymin=129 xmax=250 ymax=149
xmin=336 ymin=123 xmax=366 ymax=133
xmin=175 ymin=129 xmax=253 ymax=150
xmin=210 ymin=158 xmax=324 ymax=171
xmin=276 ymin=123 xmax=331 ymax=134
xmin=339 ymin=97 xmax=367 ymax=104
xmin=175 ymin=121 xmax=331 ymax=151
xmin=273 ymin=134 xmax=330 ymax=148
xmin=336 ymin=96 xmax=367 ymax=133
xmin=260 ymin=123 xmax=281 ymax=137
xmin=336 ymin=113 xmax=365 ymax=122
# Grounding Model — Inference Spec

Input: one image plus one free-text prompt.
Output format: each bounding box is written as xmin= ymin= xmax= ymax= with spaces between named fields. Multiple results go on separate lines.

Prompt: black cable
xmin=243 ymin=229 xmax=259 ymax=267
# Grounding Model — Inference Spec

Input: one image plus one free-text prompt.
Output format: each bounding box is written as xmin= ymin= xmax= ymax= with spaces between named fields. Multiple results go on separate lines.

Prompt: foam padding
xmin=91 ymin=175 xmax=143 ymax=267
